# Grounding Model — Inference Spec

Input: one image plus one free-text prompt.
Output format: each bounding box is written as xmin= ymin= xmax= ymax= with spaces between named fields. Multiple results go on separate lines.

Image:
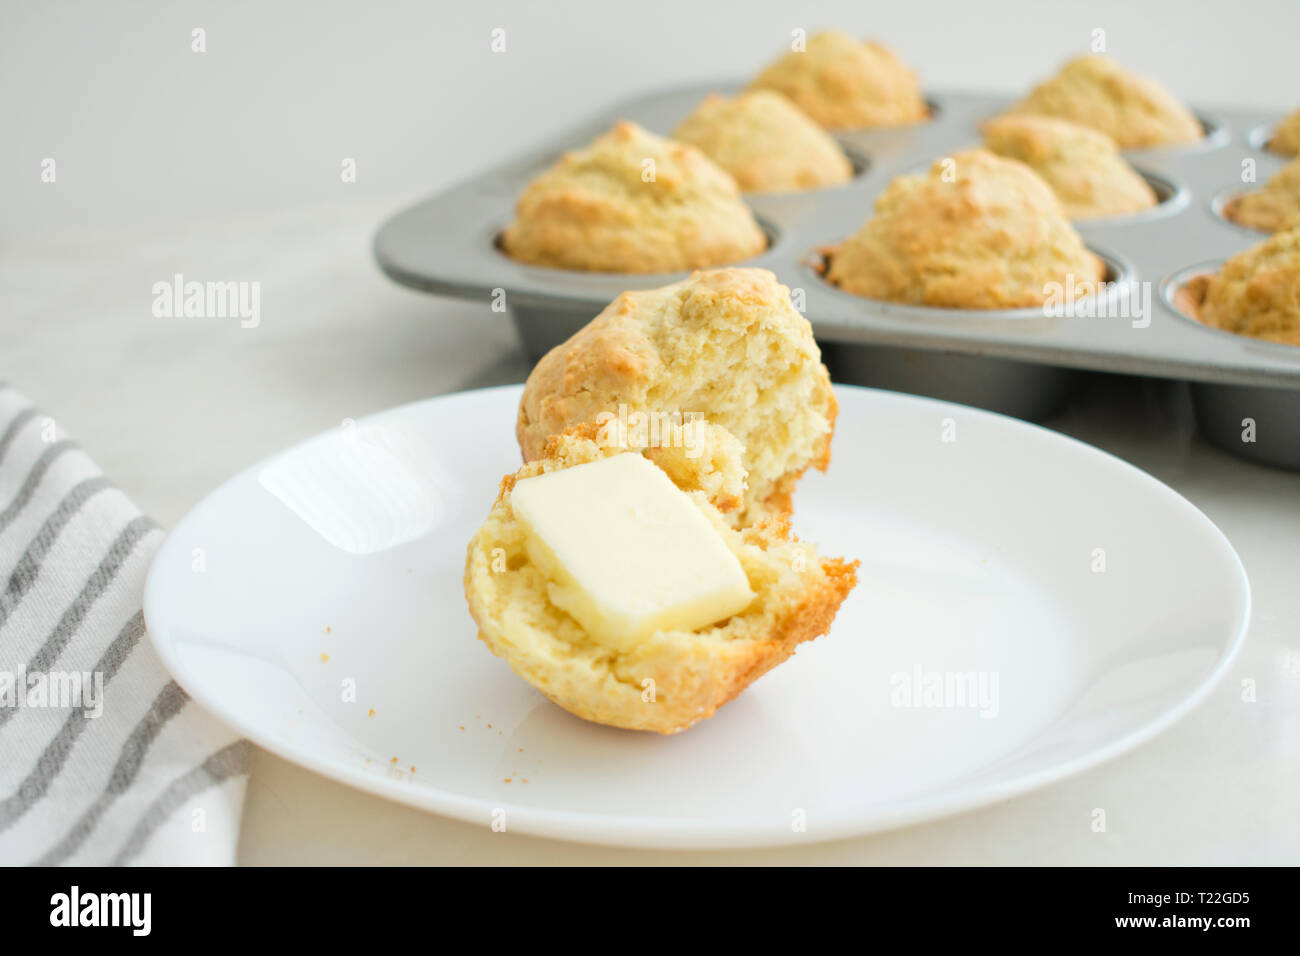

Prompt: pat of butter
xmin=509 ymin=454 xmax=753 ymax=651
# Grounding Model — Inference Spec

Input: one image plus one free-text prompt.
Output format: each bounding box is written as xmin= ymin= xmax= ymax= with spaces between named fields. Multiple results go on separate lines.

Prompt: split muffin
xmin=982 ymin=114 xmax=1157 ymax=219
xmin=826 ymin=148 xmax=1105 ymax=308
xmin=500 ymin=121 xmax=765 ymax=273
xmin=1007 ymin=55 xmax=1202 ymax=149
xmin=673 ymin=90 xmax=854 ymax=193
xmin=748 ymin=30 xmax=928 ymax=129
xmin=1224 ymin=157 xmax=1300 ymax=233
xmin=518 ymin=268 xmax=837 ymax=525
xmin=464 ymin=422 xmax=859 ymax=734
xmin=1270 ymin=108 xmax=1300 ymax=156
xmin=1183 ymin=225 xmax=1300 ymax=347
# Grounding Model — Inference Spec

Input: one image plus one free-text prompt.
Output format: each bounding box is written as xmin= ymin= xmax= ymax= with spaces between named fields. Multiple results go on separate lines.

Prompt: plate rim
xmin=143 ymin=383 xmax=1252 ymax=849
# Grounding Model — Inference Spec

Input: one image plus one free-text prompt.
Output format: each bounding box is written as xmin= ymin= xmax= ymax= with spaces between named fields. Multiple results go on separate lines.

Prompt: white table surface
xmin=4 ymin=0 xmax=1299 ymax=864
xmin=3 ymin=202 xmax=1297 ymax=865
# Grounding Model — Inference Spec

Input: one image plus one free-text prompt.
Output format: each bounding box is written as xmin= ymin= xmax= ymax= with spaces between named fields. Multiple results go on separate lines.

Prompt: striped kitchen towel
xmin=0 ymin=385 xmax=251 ymax=865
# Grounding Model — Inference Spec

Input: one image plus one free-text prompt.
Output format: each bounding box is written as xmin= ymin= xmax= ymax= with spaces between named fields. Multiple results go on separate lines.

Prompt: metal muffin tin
xmin=374 ymin=83 xmax=1300 ymax=470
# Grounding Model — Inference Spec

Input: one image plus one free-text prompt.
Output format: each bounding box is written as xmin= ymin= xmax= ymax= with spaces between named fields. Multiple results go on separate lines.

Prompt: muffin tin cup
xmin=806 ymin=246 xmax=1129 ymax=420
xmin=509 ymin=302 xmax=597 ymax=360
xmin=1190 ymin=383 xmax=1300 ymax=470
xmin=1163 ymin=262 xmax=1300 ymax=469
xmin=1121 ymin=114 xmax=1231 ymax=157
xmin=374 ymin=85 xmax=1300 ymax=468
xmin=1208 ymin=186 xmax=1269 ymax=237
xmin=1246 ymin=121 xmax=1296 ymax=157
xmin=893 ymin=160 xmax=1189 ymax=226
xmin=821 ymin=343 xmax=1083 ymax=420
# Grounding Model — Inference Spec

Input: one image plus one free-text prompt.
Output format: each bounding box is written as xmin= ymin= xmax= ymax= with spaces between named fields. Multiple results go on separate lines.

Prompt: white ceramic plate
xmin=144 ymin=385 xmax=1250 ymax=848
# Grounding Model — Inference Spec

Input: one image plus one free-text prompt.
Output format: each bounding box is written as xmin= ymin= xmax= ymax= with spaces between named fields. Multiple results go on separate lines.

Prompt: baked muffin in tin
xmin=1270 ymin=108 xmax=1300 ymax=156
xmin=1007 ymin=55 xmax=1201 ymax=149
xmin=673 ymin=90 xmax=854 ymax=193
xmin=826 ymin=148 xmax=1104 ymax=309
xmin=1225 ymin=157 xmax=1300 ymax=233
xmin=982 ymin=114 xmax=1157 ymax=219
xmin=501 ymin=121 xmax=765 ymax=273
xmin=1184 ymin=225 xmax=1300 ymax=347
xmin=748 ymin=30 xmax=927 ymax=129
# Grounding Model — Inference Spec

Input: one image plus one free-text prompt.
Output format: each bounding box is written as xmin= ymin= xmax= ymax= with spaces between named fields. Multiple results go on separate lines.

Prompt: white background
xmin=2 ymin=0 xmax=1298 ymax=864
xmin=4 ymin=0 xmax=1299 ymax=235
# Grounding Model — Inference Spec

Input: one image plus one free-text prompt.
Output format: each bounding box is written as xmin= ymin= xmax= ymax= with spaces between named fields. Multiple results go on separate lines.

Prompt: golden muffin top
xmin=1225 ymin=157 xmax=1300 ymax=234
xmin=826 ymin=148 xmax=1104 ymax=309
xmin=673 ymin=90 xmax=854 ymax=193
xmin=748 ymin=30 xmax=928 ymax=129
xmin=982 ymin=114 xmax=1157 ymax=219
xmin=1008 ymin=55 xmax=1202 ymax=149
xmin=500 ymin=121 xmax=765 ymax=273
xmin=517 ymin=267 xmax=837 ymax=524
xmin=1271 ymin=108 xmax=1300 ymax=156
xmin=1197 ymin=225 xmax=1300 ymax=346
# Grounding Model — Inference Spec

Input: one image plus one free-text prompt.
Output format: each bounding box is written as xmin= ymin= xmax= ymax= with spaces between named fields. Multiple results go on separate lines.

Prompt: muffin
xmin=1007 ymin=55 xmax=1202 ymax=149
xmin=672 ymin=90 xmax=854 ymax=193
xmin=826 ymin=148 xmax=1105 ymax=308
xmin=982 ymin=114 xmax=1157 ymax=219
xmin=518 ymin=268 xmax=837 ymax=525
xmin=500 ymin=121 xmax=766 ymax=273
xmin=1270 ymin=108 xmax=1300 ymax=156
xmin=464 ymin=423 xmax=859 ymax=734
xmin=748 ymin=31 xmax=928 ymax=129
xmin=1224 ymin=157 xmax=1300 ymax=233
xmin=1185 ymin=225 xmax=1300 ymax=347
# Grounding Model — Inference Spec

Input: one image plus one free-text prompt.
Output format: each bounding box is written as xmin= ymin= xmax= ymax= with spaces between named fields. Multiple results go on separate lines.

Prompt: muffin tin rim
xmin=969 ymin=111 xmax=1230 ymax=156
xmin=1118 ymin=113 xmax=1231 ymax=156
xmin=373 ymin=85 xmax=1300 ymax=390
xmin=803 ymin=243 xmax=1134 ymax=323
xmin=1093 ymin=167 xmax=1191 ymax=225
xmin=1247 ymin=121 xmax=1278 ymax=154
xmin=485 ymin=214 xmax=785 ymax=279
xmin=1207 ymin=186 xmax=1273 ymax=237
xmin=1161 ymin=259 xmax=1300 ymax=360
xmin=892 ymin=155 xmax=1190 ymax=226
xmin=710 ymin=144 xmax=873 ymax=198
